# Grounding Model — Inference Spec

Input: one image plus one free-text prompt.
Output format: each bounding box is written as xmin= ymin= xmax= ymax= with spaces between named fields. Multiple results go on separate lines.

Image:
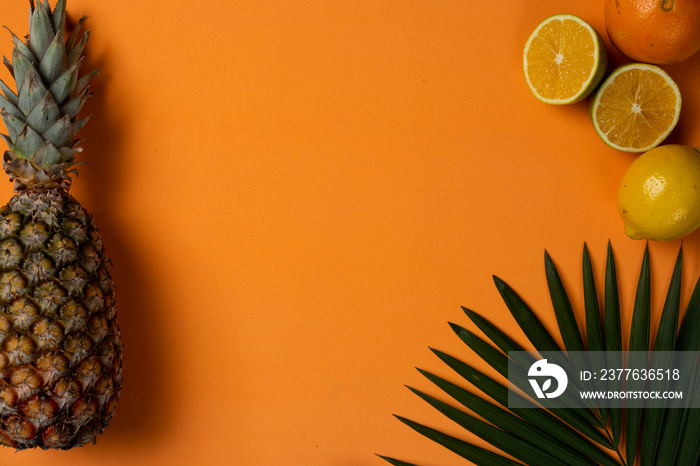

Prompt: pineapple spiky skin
xmin=0 ymin=0 xmax=122 ymax=449
xmin=0 ymin=189 xmax=122 ymax=449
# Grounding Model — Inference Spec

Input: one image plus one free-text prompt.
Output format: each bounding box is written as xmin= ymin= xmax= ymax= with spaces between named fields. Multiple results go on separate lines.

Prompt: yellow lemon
xmin=618 ymin=145 xmax=700 ymax=241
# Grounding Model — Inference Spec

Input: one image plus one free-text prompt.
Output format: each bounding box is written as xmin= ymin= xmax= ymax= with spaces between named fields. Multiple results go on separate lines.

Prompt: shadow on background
xmin=73 ymin=14 xmax=173 ymax=448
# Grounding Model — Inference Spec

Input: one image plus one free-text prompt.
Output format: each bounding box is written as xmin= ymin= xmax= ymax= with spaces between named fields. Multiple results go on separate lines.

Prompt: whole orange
xmin=605 ymin=0 xmax=700 ymax=64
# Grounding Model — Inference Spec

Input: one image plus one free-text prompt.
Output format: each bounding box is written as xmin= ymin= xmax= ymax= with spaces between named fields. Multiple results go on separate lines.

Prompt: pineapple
xmin=0 ymin=0 xmax=122 ymax=449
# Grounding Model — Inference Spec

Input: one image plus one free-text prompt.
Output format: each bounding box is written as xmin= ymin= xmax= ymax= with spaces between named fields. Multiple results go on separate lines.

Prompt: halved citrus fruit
xmin=523 ymin=14 xmax=607 ymax=105
xmin=590 ymin=63 xmax=681 ymax=153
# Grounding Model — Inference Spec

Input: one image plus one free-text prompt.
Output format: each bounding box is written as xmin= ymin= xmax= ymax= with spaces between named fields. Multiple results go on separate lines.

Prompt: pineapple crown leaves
xmin=381 ymin=243 xmax=700 ymax=466
xmin=0 ymin=0 xmax=97 ymax=191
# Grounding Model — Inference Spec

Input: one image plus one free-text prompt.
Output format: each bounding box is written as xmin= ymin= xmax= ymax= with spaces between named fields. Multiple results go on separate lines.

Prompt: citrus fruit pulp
xmin=523 ymin=14 xmax=607 ymax=105
xmin=618 ymin=144 xmax=700 ymax=241
xmin=590 ymin=63 xmax=681 ymax=153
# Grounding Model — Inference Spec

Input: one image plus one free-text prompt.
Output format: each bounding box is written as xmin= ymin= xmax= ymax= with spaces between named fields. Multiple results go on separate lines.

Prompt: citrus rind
xmin=523 ymin=14 xmax=608 ymax=105
xmin=617 ymin=145 xmax=700 ymax=241
xmin=590 ymin=63 xmax=681 ymax=153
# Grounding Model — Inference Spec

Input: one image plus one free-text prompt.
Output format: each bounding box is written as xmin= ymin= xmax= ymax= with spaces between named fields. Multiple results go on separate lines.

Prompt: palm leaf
xmin=582 ymin=244 xmax=607 ymax=425
xmin=654 ymin=273 xmax=700 ymax=463
xmin=392 ymin=416 xmax=523 ymax=466
xmin=545 ymin=250 xmax=585 ymax=352
xmin=625 ymin=246 xmax=651 ymax=466
xmin=583 ymin=243 xmax=604 ymax=352
xmin=604 ymin=241 xmax=623 ymax=447
xmin=382 ymin=243 xmax=697 ymax=466
xmin=492 ymin=275 xmax=561 ymax=353
xmin=448 ymin=324 xmax=607 ymax=441
xmin=675 ymin=369 xmax=700 ymax=465
xmin=419 ymin=364 xmax=616 ymax=465
xmin=407 ymin=385 xmax=567 ymax=465
xmin=430 ymin=347 xmax=612 ymax=451
xmin=457 ymin=310 xmax=607 ymax=437
xmin=639 ymin=248 xmax=682 ymax=465
xmin=376 ymin=456 xmax=422 ymax=466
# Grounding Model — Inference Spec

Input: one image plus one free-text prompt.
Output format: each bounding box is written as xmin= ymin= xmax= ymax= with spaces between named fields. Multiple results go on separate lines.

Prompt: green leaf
xmin=545 ymin=250 xmax=585 ymax=352
xmin=626 ymin=245 xmax=651 ymax=466
xmin=604 ymin=241 xmax=622 ymax=447
xmin=472 ymin=279 xmax=594 ymax=414
xmin=11 ymin=49 xmax=32 ymax=93
xmin=437 ymin=331 xmax=609 ymax=446
xmin=462 ymin=307 xmax=595 ymax=415
xmin=17 ymin=66 xmax=48 ymax=116
xmin=0 ymin=79 xmax=18 ymax=107
xmin=25 ymin=92 xmax=60 ymax=134
xmin=675 ymin=371 xmax=700 ymax=466
xmin=407 ymin=387 xmax=564 ymax=465
xmin=654 ymin=246 xmax=682 ymax=352
xmin=418 ymin=369 xmax=610 ymax=466
xmin=639 ymin=397 xmax=669 ymax=466
xmin=74 ymin=69 xmax=98 ymax=101
xmin=604 ymin=241 xmax=622 ymax=352
xmin=38 ymin=28 xmax=66 ymax=84
xmin=582 ymin=244 xmax=603 ymax=352
xmin=462 ymin=307 xmax=526 ymax=353
xmin=71 ymin=114 xmax=92 ymax=135
xmin=2 ymin=55 xmax=13 ymax=78
xmin=655 ymin=273 xmax=700 ymax=463
xmin=66 ymin=16 xmax=86 ymax=53
xmin=4 ymin=27 xmax=37 ymax=66
xmin=629 ymin=245 xmax=651 ymax=352
xmin=449 ymin=324 xmax=557 ymax=407
xmin=377 ymin=456 xmax=421 ymax=466
xmin=676 ymin=274 xmax=700 ymax=352
xmin=493 ymin=275 xmax=561 ymax=353
xmin=60 ymin=86 xmax=89 ymax=120
xmin=639 ymin=247 xmax=682 ymax=465
xmin=29 ymin=0 xmax=55 ymax=60
xmin=388 ymin=243 xmax=700 ymax=466
xmin=543 ymin=249 xmax=602 ymax=414
xmin=58 ymin=146 xmax=79 ymax=164
xmin=12 ymin=124 xmax=44 ymax=157
xmin=51 ymin=0 xmax=66 ymax=34
xmin=42 ymin=114 xmax=72 ymax=148
xmin=1 ymin=110 xmax=26 ymax=142
xmin=393 ymin=416 xmax=523 ymax=466
xmin=48 ymin=58 xmax=81 ymax=107
xmin=654 ymin=407 xmax=689 ymax=465
xmin=67 ymin=26 xmax=89 ymax=68
xmin=582 ymin=244 xmax=608 ymax=426
xmin=0 ymin=133 xmax=11 ymax=149
xmin=31 ymin=142 xmax=61 ymax=166
xmin=449 ymin=323 xmax=509 ymax=377
xmin=0 ymin=92 xmax=23 ymax=121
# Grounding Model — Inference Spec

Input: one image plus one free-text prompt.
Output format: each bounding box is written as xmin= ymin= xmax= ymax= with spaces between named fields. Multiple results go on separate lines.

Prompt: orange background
xmin=1 ymin=1 xmax=700 ymax=465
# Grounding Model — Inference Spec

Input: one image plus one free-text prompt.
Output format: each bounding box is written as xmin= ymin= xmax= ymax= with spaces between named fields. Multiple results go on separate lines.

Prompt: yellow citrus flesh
xmin=523 ymin=14 xmax=607 ymax=105
xmin=618 ymin=145 xmax=700 ymax=241
xmin=591 ymin=64 xmax=681 ymax=153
